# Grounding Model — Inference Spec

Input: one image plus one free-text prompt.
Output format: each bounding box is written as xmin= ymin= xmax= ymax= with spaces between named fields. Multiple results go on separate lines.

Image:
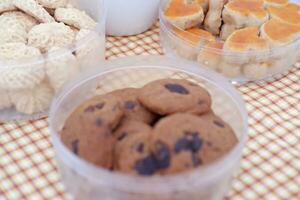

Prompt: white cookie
xmin=0 ymin=43 xmax=45 ymax=90
xmin=75 ymin=29 xmax=104 ymax=69
xmin=46 ymin=47 xmax=79 ymax=92
xmin=13 ymin=0 xmax=55 ymax=23
xmin=0 ymin=0 xmax=17 ymax=14
xmin=28 ymin=22 xmax=75 ymax=53
xmin=10 ymin=81 xmax=54 ymax=115
xmin=0 ymin=17 xmax=27 ymax=44
xmin=55 ymin=7 xmax=97 ymax=30
xmin=204 ymin=0 xmax=227 ymax=35
xmin=0 ymin=88 xmax=12 ymax=110
xmin=36 ymin=0 xmax=69 ymax=9
xmin=0 ymin=11 xmax=38 ymax=32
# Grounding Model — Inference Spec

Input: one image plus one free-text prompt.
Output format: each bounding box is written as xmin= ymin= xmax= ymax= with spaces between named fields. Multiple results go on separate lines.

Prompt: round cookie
xmin=61 ymin=115 xmax=115 ymax=169
xmin=150 ymin=113 xmax=237 ymax=175
xmin=66 ymin=94 xmax=124 ymax=130
xmin=113 ymin=120 xmax=152 ymax=142
xmin=110 ymin=88 xmax=156 ymax=124
xmin=114 ymin=131 xmax=154 ymax=175
xmin=138 ymin=79 xmax=212 ymax=115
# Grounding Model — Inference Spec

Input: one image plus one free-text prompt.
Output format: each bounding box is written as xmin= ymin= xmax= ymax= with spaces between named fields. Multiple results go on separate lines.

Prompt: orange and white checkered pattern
xmin=0 ymin=24 xmax=299 ymax=200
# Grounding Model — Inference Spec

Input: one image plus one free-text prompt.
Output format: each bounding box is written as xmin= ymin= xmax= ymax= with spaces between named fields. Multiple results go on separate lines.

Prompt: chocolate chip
xmin=175 ymin=132 xmax=203 ymax=153
xmin=153 ymin=142 xmax=170 ymax=169
xmin=95 ymin=118 xmax=103 ymax=126
xmin=71 ymin=140 xmax=79 ymax=155
xmin=213 ymin=120 xmax=225 ymax=128
xmin=191 ymin=154 xmax=202 ymax=167
xmin=135 ymin=155 xmax=157 ymax=176
xmin=117 ymin=132 xmax=127 ymax=141
xmin=95 ymin=103 xmax=105 ymax=110
xmin=136 ymin=143 xmax=144 ymax=153
xmin=165 ymin=83 xmax=189 ymax=95
xmin=175 ymin=138 xmax=190 ymax=153
xmin=190 ymin=134 xmax=202 ymax=152
xmin=124 ymin=101 xmax=136 ymax=110
xmin=84 ymin=105 xmax=95 ymax=113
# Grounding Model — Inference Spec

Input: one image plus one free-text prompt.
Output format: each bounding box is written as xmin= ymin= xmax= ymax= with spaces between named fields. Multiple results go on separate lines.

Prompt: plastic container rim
xmin=49 ymin=55 xmax=248 ymax=194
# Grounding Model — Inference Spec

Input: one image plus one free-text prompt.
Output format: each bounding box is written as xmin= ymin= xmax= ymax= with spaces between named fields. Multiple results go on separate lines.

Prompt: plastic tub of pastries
xmin=0 ymin=0 xmax=106 ymax=121
xmin=49 ymin=55 xmax=248 ymax=200
xmin=159 ymin=0 xmax=300 ymax=84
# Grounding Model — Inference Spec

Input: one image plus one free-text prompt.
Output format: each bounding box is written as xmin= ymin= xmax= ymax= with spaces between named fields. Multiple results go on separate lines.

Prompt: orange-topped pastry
xmin=197 ymin=41 xmax=224 ymax=70
xmin=224 ymin=27 xmax=268 ymax=52
xmin=268 ymin=3 xmax=300 ymax=27
xmin=175 ymin=27 xmax=215 ymax=45
xmin=164 ymin=0 xmax=204 ymax=29
xmin=263 ymin=0 xmax=288 ymax=8
xmin=220 ymin=24 xmax=237 ymax=40
xmin=261 ymin=18 xmax=300 ymax=46
xmin=222 ymin=0 xmax=269 ymax=28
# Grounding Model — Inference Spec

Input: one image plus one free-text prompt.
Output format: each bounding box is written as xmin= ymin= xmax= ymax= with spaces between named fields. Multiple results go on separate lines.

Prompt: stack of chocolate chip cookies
xmin=60 ymin=78 xmax=238 ymax=176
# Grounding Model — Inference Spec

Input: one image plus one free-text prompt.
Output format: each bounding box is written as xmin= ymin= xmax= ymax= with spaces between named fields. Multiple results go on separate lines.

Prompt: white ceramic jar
xmin=106 ymin=0 xmax=160 ymax=36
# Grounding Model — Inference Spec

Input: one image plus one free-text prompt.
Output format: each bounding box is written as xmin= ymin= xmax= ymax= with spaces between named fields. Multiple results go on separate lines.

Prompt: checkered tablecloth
xmin=0 ymin=24 xmax=299 ymax=200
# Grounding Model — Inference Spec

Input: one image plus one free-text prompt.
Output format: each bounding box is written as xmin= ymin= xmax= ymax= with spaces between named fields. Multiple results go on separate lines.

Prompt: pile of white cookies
xmin=163 ymin=0 xmax=300 ymax=80
xmin=0 ymin=0 xmax=103 ymax=115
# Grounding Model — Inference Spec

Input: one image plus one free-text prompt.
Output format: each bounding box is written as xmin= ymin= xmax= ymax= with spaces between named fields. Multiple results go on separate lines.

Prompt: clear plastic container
xmin=159 ymin=0 xmax=300 ymax=84
xmin=0 ymin=0 xmax=106 ymax=121
xmin=49 ymin=56 xmax=248 ymax=200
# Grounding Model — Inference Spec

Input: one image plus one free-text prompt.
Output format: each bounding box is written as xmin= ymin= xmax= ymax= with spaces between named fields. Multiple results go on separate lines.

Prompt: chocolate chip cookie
xmin=110 ymin=88 xmax=156 ymax=124
xmin=66 ymin=94 xmax=124 ymax=130
xmin=113 ymin=119 xmax=152 ymax=142
xmin=61 ymin=116 xmax=115 ymax=168
xmin=114 ymin=130 xmax=154 ymax=175
xmin=149 ymin=113 xmax=237 ymax=175
xmin=138 ymin=79 xmax=212 ymax=115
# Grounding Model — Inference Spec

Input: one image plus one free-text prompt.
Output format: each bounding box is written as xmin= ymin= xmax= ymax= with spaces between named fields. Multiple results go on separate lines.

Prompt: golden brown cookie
xmin=110 ymin=88 xmax=156 ymax=124
xmin=138 ymin=79 xmax=212 ymax=115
